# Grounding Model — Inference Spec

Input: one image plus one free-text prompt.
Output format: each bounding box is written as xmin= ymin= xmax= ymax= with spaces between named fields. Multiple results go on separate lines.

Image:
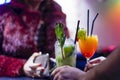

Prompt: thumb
xmin=29 ymin=52 xmax=42 ymax=63
xmin=84 ymin=62 xmax=94 ymax=72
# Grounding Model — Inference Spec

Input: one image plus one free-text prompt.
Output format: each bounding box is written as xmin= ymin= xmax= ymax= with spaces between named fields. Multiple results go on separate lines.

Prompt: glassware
xmin=78 ymin=35 xmax=98 ymax=63
xmin=55 ymin=38 xmax=76 ymax=67
xmin=34 ymin=53 xmax=49 ymax=77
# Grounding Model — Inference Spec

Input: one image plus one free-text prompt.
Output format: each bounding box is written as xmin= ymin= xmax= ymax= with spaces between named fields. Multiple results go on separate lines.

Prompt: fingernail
xmin=90 ymin=59 xmax=101 ymax=64
xmin=41 ymin=68 xmax=45 ymax=72
xmin=39 ymin=52 xmax=42 ymax=55
xmin=38 ymin=64 xmax=42 ymax=66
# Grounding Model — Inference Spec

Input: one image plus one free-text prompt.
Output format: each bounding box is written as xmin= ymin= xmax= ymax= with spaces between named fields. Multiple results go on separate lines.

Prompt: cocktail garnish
xmin=63 ymin=45 xmax=74 ymax=58
xmin=77 ymin=28 xmax=87 ymax=40
xmin=55 ymin=23 xmax=66 ymax=59
xmin=55 ymin=23 xmax=66 ymax=48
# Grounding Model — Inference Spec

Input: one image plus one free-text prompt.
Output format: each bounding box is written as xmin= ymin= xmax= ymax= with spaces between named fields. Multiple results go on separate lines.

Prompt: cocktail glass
xmin=55 ymin=38 xmax=76 ymax=67
xmin=78 ymin=35 xmax=98 ymax=63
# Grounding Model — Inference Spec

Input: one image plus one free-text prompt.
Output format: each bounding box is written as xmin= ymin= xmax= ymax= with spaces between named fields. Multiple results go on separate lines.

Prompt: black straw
xmin=74 ymin=20 xmax=80 ymax=44
xmin=90 ymin=13 xmax=99 ymax=35
xmin=87 ymin=9 xmax=89 ymax=36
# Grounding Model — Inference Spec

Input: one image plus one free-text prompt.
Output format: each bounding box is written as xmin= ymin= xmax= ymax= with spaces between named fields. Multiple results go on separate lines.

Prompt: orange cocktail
xmin=77 ymin=10 xmax=99 ymax=62
xmin=78 ymin=35 xmax=98 ymax=60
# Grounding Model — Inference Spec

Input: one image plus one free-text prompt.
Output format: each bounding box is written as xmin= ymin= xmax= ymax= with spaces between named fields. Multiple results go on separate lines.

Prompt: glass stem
xmin=86 ymin=58 xmax=90 ymax=63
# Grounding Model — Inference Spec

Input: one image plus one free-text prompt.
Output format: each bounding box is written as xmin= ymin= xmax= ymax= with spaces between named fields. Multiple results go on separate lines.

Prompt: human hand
xmin=23 ymin=52 xmax=44 ymax=78
xmin=51 ymin=65 xmax=86 ymax=80
xmin=84 ymin=56 xmax=106 ymax=72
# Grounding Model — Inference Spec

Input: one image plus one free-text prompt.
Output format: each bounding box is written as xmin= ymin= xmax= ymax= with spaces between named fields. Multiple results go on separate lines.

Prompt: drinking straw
xmin=90 ymin=13 xmax=99 ymax=35
xmin=74 ymin=20 xmax=80 ymax=44
xmin=87 ymin=9 xmax=89 ymax=36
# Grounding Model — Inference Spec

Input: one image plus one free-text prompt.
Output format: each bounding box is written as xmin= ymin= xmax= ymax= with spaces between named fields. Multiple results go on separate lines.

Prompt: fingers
xmin=51 ymin=67 xmax=63 ymax=80
xmin=29 ymin=63 xmax=45 ymax=74
xmin=27 ymin=52 xmax=41 ymax=64
xmin=51 ymin=67 xmax=62 ymax=77
xmin=27 ymin=65 xmax=45 ymax=78
xmin=51 ymin=66 xmax=70 ymax=80
xmin=36 ymin=66 xmax=45 ymax=71
xmin=31 ymin=52 xmax=42 ymax=61
xmin=84 ymin=56 xmax=106 ymax=72
xmin=32 ymin=73 xmax=40 ymax=77
xmin=84 ymin=59 xmax=100 ymax=72
xmin=89 ymin=56 xmax=106 ymax=64
xmin=51 ymin=66 xmax=68 ymax=76
xmin=24 ymin=52 xmax=46 ymax=77
xmin=28 ymin=70 xmax=40 ymax=78
xmin=53 ymin=72 xmax=61 ymax=80
xmin=34 ymin=67 xmax=45 ymax=77
xmin=29 ymin=63 xmax=42 ymax=69
xmin=84 ymin=62 xmax=94 ymax=72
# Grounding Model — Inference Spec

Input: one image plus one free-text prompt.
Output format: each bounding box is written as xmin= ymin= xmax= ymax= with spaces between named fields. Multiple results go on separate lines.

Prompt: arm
xmin=85 ymin=46 xmax=120 ymax=80
xmin=52 ymin=46 xmax=120 ymax=80
xmin=0 ymin=6 xmax=26 ymax=77
xmin=0 ymin=55 xmax=26 ymax=77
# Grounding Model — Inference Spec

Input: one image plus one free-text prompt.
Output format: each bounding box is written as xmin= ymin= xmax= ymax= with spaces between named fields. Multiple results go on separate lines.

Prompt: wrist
xmin=84 ymin=69 xmax=105 ymax=80
xmin=81 ymin=72 xmax=86 ymax=80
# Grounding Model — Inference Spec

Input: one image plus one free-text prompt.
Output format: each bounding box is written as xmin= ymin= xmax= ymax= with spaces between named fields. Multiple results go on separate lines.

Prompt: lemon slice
xmin=77 ymin=28 xmax=87 ymax=40
xmin=63 ymin=45 xmax=74 ymax=58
